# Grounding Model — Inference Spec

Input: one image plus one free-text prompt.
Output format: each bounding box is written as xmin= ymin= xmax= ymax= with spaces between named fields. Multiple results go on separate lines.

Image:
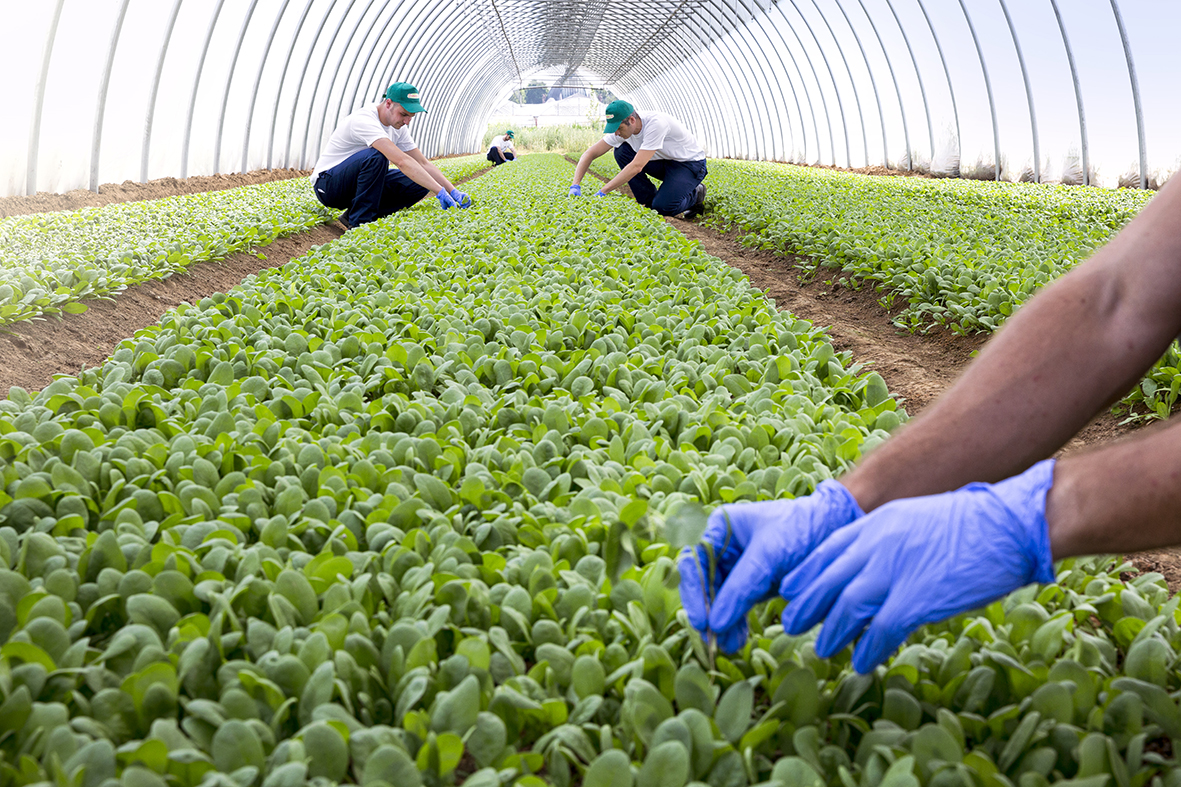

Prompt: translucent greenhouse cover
xmin=1 ymin=0 xmax=1177 ymax=198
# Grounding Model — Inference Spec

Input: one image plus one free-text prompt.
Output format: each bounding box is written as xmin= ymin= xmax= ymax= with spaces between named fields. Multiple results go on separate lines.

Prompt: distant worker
xmin=569 ymin=100 xmax=707 ymax=219
xmin=311 ymin=82 xmax=472 ymax=230
xmin=487 ymin=130 xmax=516 ymax=165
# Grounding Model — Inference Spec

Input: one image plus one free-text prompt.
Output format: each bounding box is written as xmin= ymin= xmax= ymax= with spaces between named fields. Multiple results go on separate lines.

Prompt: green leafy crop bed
xmin=0 ymin=156 xmax=487 ymax=329
xmin=0 ymin=179 xmax=336 ymax=326
xmin=699 ymin=162 xmax=1181 ymax=421
xmin=0 ymin=155 xmax=1176 ymax=787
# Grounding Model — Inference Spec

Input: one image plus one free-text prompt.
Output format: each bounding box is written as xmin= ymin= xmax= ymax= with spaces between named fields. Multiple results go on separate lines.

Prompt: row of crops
xmin=695 ymin=162 xmax=1178 ymax=419
xmin=0 ymin=154 xmax=489 ymax=327
xmin=2 ymin=154 xmax=1179 ymax=787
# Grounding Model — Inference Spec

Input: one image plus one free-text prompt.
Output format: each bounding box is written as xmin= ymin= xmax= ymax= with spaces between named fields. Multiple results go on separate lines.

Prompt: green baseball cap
xmin=506 ymin=130 xmax=514 ymax=137
xmin=384 ymin=82 xmax=427 ymax=113
xmin=604 ymin=100 xmax=634 ymax=133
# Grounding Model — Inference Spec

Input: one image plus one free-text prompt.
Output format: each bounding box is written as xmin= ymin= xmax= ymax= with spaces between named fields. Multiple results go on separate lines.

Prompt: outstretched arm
xmin=842 ymin=174 xmax=1181 ymax=514
xmin=372 ymin=140 xmax=449 ymax=195
xmin=572 ymin=140 xmax=613 ymax=188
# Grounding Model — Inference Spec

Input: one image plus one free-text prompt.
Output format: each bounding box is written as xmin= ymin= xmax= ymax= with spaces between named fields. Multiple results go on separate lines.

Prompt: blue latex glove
xmin=677 ymin=480 xmax=863 ymax=652
xmin=780 ymin=459 xmax=1057 ymax=674
xmin=449 ymin=188 xmax=472 ymax=208
xmin=594 ymin=190 xmax=607 ymax=197
xmin=569 ymin=184 xmax=581 ymax=196
xmin=436 ymin=190 xmax=457 ymax=210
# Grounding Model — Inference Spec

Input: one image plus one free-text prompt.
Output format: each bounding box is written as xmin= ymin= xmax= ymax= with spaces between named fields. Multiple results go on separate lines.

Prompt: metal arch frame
xmin=767 ymin=4 xmax=830 ymax=165
xmin=368 ymin=1 xmax=465 ymax=156
xmin=241 ymin=0 xmax=294 ymax=174
xmin=881 ymin=0 xmax=934 ymax=167
xmin=141 ymin=0 xmax=184 ymax=183
xmin=356 ymin=0 xmax=514 ymax=155
xmin=342 ymin=0 xmax=410 ymax=131
xmin=852 ymin=0 xmax=912 ymax=170
xmin=89 ymin=0 xmax=132 ymax=193
xmin=1109 ymin=0 xmax=1146 ymax=189
xmin=830 ymin=0 xmax=889 ymax=168
xmin=785 ymin=0 xmax=849 ymax=166
xmin=955 ymin=0 xmax=1001 ymax=180
xmin=296 ymin=0 xmax=361 ymax=168
xmin=371 ymin=2 xmax=497 ymax=158
xmin=266 ymin=0 xmax=316 ymax=170
xmin=402 ymin=11 xmax=518 ymax=156
xmin=748 ymin=4 xmax=811 ymax=162
xmin=720 ymin=0 xmax=784 ymax=160
xmin=615 ymin=25 xmax=711 ymax=148
xmin=213 ymin=0 xmax=261 ymax=175
xmin=748 ymin=6 xmax=811 ymax=162
xmin=997 ymin=0 xmax=1039 ymax=182
xmin=182 ymin=0 xmax=228 ymax=178
xmin=672 ymin=2 xmax=762 ymax=159
xmin=630 ymin=17 xmax=738 ymax=158
xmin=27 ymin=0 xmax=66 ymax=196
xmin=735 ymin=2 xmax=797 ymax=161
xmin=915 ymin=0 xmax=961 ymax=173
xmin=767 ymin=2 xmax=836 ymax=165
xmin=1048 ymin=0 xmax=1088 ymax=186
xmin=389 ymin=5 xmax=504 ymax=156
xmin=281 ymin=0 xmax=345 ymax=169
xmin=306 ymin=0 xmax=386 ymax=165
xmin=807 ymin=0 xmax=870 ymax=167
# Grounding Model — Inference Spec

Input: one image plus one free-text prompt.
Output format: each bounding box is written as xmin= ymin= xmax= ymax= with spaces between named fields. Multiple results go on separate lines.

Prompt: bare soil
xmin=0 ymin=169 xmax=312 ymax=218
xmin=0 ymin=224 xmax=345 ymax=393
xmin=8 ymin=161 xmax=1174 ymax=589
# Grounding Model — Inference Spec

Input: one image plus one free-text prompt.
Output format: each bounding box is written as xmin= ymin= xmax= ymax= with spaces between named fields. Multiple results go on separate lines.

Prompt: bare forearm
xmin=602 ymin=163 xmax=642 ymax=194
xmin=421 ymin=161 xmax=454 ymax=193
xmin=1048 ymin=418 xmax=1181 ymax=557
xmin=573 ymin=152 xmax=594 ymax=186
xmin=842 ymin=178 xmax=1181 ymax=512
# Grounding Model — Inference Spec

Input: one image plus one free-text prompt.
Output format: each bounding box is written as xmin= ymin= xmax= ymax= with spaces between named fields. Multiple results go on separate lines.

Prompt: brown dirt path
xmin=0 ymin=169 xmax=312 ymax=218
xmin=0 ymin=161 xmax=491 ymax=393
xmin=0 ymin=225 xmax=346 ymax=393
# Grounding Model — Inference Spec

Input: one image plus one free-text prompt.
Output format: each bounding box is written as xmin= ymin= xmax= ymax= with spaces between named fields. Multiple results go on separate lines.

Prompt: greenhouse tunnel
xmin=2 ymin=0 xmax=1178 ymax=199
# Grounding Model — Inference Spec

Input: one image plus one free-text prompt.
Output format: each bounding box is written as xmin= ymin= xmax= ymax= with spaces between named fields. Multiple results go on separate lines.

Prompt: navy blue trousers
xmin=487 ymin=148 xmax=515 ymax=165
xmin=613 ymin=144 xmax=707 ymax=215
xmin=313 ymin=147 xmax=429 ymax=226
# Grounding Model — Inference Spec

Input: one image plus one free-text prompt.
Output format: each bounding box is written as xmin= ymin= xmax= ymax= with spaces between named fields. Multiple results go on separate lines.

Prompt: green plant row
xmin=0 ymin=153 xmax=897 ymax=787
xmin=697 ymin=161 xmax=1181 ymax=420
xmin=0 ymin=155 xmax=1176 ymax=787
xmin=0 ymin=179 xmax=337 ymax=326
xmin=0 ymin=156 xmax=488 ymax=330
xmin=428 ymin=155 xmax=493 ymax=183
xmin=700 ymin=161 xmax=1152 ymax=335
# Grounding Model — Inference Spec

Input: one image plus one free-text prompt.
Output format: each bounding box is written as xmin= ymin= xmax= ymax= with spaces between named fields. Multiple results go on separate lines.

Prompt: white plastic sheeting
xmin=1 ymin=0 xmax=1177 ymax=197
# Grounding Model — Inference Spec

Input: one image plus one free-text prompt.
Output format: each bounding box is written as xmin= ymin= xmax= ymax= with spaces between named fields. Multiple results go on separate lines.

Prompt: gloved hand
xmin=780 ymin=459 xmax=1057 ymax=674
xmin=594 ymin=190 xmax=607 ymax=197
xmin=436 ymin=190 xmax=457 ymax=210
xmin=569 ymin=184 xmax=581 ymax=196
xmin=449 ymin=188 xmax=472 ymax=208
xmin=677 ymin=480 xmax=864 ymax=652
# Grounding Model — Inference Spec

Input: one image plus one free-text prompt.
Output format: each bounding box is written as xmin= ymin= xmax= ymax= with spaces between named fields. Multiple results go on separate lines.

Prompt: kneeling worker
xmin=312 ymin=82 xmax=472 ymax=229
xmin=487 ymin=130 xmax=516 ymax=165
xmin=569 ymin=100 xmax=707 ymax=218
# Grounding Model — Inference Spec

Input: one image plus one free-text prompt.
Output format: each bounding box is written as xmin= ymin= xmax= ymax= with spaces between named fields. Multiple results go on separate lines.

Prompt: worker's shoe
xmin=338 ymin=211 xmax=354 ymax=231
xmin=682 ymin=183 xmax=706 ymax=219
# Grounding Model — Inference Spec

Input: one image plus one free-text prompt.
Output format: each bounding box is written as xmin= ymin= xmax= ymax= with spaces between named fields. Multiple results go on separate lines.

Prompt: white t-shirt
xmin=312 ymin=103 xmax=417 ymax=181
xmin=489 ymin=135 xmax=514 ymax=152
xmin=603 ymin=111 xmax=705 ymax=162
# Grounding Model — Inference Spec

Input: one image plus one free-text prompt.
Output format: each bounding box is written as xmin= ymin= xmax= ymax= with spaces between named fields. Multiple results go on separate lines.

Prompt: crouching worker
xmin=487 ymin=130 xmax=516 ymax=165
xmin=569 ymin=100 xmax=707 ymax=218
xmin=312 ymin=82 xmax=472 ymax=230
